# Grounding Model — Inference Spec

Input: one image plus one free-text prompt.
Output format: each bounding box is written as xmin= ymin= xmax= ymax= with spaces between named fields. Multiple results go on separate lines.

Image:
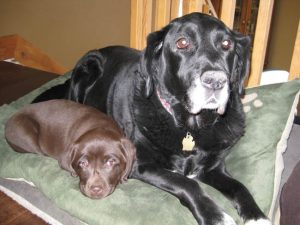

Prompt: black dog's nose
xmin=201 ymin=71 xmax=227 ymax=90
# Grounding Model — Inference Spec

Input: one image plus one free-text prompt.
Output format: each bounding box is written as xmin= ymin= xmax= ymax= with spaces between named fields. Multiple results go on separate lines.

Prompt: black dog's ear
xmin=232 ymin=33 xmax=251 ymax=95
xmin=68 ymin=50 xmax=104 ymax=102
xmin=140 ymin=25 xmax=170 ymax=98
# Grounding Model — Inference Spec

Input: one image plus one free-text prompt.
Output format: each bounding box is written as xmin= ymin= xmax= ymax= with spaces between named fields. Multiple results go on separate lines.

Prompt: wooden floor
xmin=0 ymin=191 xmax=48 ymax=225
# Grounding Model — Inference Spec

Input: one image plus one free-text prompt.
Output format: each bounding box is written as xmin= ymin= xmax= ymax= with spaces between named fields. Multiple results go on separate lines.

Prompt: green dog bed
xmin=0 ymin=72 xmax=299 ymax=225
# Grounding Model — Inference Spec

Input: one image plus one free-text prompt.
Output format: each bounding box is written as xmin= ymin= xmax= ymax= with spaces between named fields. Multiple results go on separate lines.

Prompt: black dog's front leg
xmin=131 ymin=164 xmax=236 ymax=225
xmin=200 ymin=164 xmax=272 ymax=225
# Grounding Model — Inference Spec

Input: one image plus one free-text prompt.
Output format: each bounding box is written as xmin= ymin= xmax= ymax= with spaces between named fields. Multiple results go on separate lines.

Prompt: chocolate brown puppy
xmin=5 ymin=99 xmax=136 ymax=199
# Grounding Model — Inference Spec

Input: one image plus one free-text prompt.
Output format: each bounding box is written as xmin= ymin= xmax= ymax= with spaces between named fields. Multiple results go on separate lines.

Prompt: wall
xmin=0 ymin=0 xmax=130 ymax=70
xmin=266 ymin=0 xmax=300 ymax=71
xmin=1 ymin=0 xmax=298 ymax=72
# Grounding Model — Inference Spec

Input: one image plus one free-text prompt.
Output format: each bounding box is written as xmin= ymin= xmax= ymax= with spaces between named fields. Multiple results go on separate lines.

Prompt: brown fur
xmin=5 ymin=99 xmax=136 ymax=199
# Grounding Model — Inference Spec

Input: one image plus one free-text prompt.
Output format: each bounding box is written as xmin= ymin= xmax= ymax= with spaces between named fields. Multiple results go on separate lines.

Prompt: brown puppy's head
xmin=67 ymin=129 xmax=136 ymax=199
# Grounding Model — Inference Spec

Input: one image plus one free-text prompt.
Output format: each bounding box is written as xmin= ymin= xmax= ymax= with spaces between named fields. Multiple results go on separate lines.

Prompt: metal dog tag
xmin=182 ymin=132 xmax=195 ymax=151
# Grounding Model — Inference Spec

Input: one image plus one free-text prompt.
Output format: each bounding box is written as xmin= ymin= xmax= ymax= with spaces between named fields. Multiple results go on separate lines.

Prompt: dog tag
xmin=182 ymin=132 xmax=195 ymax=151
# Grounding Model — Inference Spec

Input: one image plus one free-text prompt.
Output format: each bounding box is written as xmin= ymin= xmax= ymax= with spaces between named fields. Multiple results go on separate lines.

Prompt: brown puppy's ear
xmin=59 ymin=143 xmax=78 ymax=177
xmin=120 ymin=138 xmax=136 ymax=183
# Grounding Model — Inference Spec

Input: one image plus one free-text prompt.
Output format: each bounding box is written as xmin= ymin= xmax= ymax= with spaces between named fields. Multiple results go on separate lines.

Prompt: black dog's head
xmin=141 ymin=13 xmax=250 ymax=123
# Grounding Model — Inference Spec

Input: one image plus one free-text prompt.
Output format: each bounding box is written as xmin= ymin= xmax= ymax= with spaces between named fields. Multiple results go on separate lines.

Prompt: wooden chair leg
xmin=289 ymin=19 xmax=300 ymax=80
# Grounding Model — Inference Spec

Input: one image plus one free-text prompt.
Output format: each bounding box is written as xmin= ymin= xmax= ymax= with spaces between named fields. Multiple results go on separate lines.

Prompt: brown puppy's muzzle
xmin=80 ymin=174 xmax=117 ymax=199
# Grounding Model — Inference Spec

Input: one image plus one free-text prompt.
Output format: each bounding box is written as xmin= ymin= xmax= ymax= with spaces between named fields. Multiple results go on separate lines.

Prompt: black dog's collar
xmin=156 ymin=89 xmax=172 ymax=115
xmin=156 ymin=89 xmax=195 ymax=152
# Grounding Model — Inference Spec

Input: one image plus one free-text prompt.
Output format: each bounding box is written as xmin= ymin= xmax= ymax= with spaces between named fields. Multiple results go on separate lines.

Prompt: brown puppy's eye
xmin=221 ymin=39 xmax=231 ymax=50
xmin=78 ymin=160 xmax=88 ymax=168
xmin=105 ymin=158 xmax=116 ymax=167
xmin=176 ymin=38 xmax=189 ymax=49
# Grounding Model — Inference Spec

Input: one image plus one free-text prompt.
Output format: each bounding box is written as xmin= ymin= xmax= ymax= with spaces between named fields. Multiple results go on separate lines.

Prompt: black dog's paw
xmin=245 ymin=218 xmax=272 ymax=225
xmin=214 ymin=212 xmax=237 ymax=225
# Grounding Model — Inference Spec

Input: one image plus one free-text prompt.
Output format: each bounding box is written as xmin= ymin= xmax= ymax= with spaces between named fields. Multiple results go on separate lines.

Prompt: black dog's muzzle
xmin=186 ymin=70 xmax=230 ymax=115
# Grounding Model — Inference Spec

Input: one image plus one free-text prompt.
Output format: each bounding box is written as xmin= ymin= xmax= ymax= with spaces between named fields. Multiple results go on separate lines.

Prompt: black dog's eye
xmin=78 ymin=160 xmax=89 ymax=168
xmin=221 ymin=39 xmax=231 ymax=50
xmin=176 ymin=38 xmax=189 ymax=49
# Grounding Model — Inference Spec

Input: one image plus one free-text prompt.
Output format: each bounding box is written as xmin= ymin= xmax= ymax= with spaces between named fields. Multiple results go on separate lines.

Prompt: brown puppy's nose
xmin=90 ymin=185 xmax=103 ymax=195
xmin=201 ymin=71 xmax=227 ymax=90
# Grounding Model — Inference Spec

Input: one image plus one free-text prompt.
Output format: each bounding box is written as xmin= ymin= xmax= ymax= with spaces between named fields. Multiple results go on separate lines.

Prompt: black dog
xmin=33 ymin=13 xmax=271 ymax=225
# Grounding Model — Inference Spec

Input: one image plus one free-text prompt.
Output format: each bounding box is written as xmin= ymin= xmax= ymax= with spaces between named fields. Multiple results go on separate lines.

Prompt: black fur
xmin=33 ymin=13 xmax=269 ymax=225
